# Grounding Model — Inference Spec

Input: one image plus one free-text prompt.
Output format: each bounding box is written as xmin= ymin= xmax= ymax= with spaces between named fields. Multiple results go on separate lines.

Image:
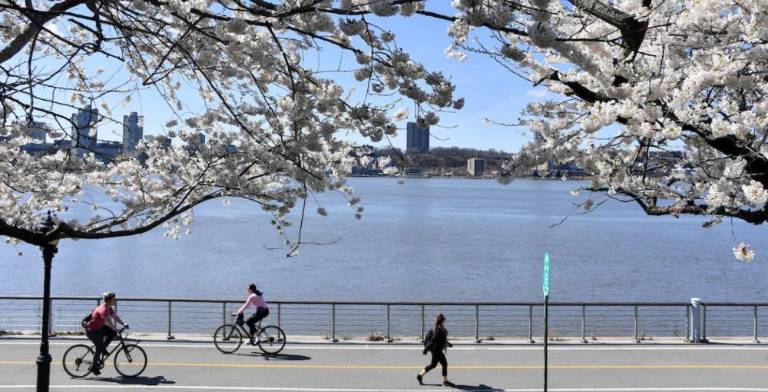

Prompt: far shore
xmin=348 ymin=175 xmax=595 ymax=181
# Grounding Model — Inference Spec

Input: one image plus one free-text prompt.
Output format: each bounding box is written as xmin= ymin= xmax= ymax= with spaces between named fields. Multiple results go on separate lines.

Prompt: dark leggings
xmin=423 ymin=350 xmax=448 ymax=377
xmin=246 ymin=308 xmax=270 ymax=337
xmin=86 ymin=326 xmax=115 ymax=367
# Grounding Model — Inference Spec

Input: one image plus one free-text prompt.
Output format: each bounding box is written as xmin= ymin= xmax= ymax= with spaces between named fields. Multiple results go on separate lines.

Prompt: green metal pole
xmin=544 ymin=294 xmax=549 ymax=392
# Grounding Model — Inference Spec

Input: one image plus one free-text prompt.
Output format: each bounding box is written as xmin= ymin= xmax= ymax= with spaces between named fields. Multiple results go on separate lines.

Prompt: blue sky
xmin=43 ymin=8 xmax=540 ymax=153
xmin=357 ymin=13 xmax=539 ymax=153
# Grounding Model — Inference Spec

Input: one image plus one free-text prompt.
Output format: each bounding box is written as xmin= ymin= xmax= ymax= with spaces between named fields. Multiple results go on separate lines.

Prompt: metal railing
xmin=0 ymin=296 xmax=766 ymax=343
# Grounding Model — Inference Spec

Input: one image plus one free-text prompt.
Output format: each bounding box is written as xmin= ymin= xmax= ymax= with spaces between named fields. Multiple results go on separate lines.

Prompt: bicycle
xmin=62 ymin=326 xmax=147 ymax=378
xmin=213 ymin=314 xmax=286 ymax=355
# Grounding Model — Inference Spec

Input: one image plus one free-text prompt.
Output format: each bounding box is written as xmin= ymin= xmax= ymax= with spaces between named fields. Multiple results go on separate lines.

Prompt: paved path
xmin=2 ymin=339 xmax=768 ymax=391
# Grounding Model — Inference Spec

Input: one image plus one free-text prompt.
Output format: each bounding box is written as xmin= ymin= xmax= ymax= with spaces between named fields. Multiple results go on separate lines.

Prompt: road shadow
xmin=236 ymin=352 xmax=312 ymax=361
xmin=89 ymin=375 xmax=175 ymax=385
xmin=445 ymin=383 xmax=503 ymax=391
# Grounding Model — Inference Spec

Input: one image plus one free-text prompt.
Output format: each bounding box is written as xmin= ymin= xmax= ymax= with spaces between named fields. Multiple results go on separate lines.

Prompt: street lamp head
xmin=38 ymin=211 xmax=60 ymax=247
xmin=38 ymin=211 xmax=55 ymax=233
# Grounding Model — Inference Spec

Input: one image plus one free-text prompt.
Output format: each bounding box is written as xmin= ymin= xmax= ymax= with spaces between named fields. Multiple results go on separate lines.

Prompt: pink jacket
xmin=238 ymin=293 xmax=268 ymax=314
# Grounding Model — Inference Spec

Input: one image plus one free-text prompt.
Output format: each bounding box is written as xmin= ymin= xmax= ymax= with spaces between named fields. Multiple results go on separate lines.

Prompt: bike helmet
xmin=102 ymin=291 xmax=116 ymax=301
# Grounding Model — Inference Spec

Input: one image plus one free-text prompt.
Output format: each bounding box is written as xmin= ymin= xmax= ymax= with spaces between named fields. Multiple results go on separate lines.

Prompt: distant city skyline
xmin=14 ymin=6 xmax=538 ymax=153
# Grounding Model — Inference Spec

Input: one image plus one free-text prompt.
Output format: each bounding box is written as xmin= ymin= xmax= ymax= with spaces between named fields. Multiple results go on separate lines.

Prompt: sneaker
xmin=416 ymin=374 xmax=423 ymax=385
xmin=89 ymin=365 xmax=101 ymax=376
xmin=443 ymin=380 xmax=454 ymax=387
xmin=248 ymin=337 xmax=255 ymax=346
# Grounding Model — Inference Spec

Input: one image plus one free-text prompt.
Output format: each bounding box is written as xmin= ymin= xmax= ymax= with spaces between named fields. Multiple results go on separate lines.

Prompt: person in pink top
xmin=83 ymin=292 xmax=126 ymax=375
xmin=234 ymin=284 xmax=269 ymax=345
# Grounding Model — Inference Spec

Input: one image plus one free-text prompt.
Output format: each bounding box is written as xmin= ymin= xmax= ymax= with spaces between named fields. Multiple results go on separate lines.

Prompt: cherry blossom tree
xmin=274 ymin=1 xmax=765 ymax=261
xmin=406 ymin=0 xmax=766 ymax=261
xmin=0 ymin=1 xmax=459 ymax=389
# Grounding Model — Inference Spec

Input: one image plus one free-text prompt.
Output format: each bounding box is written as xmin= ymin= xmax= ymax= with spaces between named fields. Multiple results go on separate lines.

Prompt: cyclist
xmin=234 ymin=284 xmax=269 ymax=345
xmin=83 ymin=292 xmax=126 ymax=375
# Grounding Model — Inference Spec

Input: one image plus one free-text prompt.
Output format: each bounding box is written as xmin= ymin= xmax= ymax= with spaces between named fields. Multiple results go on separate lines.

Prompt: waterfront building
xmin=52 ymin=139 xmax=73 ymax=151
xmin=27 ymin=121 xmax=47 ymax=142
xmin=4 ymin=120 xmax=52 ymax=155
xmin=467 ymin=157 xmax=485 ymax=177
xmin=95 ymin=141 xmax=123 ymax=161
xmin=534 ymin=158 xmax=587 ymax=177
xmin=122 ymin=112 xmax=144 ymax=153
xmin=71 ymin=104 xmax=99 ymax=155
xmin=403 ymin=167 xmax=424 ymax=177
xmin=406 ymin=121 xmax=429 ymax=153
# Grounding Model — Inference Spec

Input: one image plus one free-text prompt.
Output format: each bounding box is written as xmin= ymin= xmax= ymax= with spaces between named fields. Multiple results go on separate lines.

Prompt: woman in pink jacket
xmin=234 ymin=284 xmax=269 ymax=344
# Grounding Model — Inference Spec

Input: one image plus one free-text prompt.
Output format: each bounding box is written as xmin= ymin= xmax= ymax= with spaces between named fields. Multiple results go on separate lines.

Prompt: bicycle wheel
xmin=257 ymin=325 xmax=286 ymax=355
xmin=114 ymin=344 xmax=147 ymax=378
xmin=213 ymin=324 xmax=242 ymax=354
xmin=62 ymin=344 xmax=94 ymax=378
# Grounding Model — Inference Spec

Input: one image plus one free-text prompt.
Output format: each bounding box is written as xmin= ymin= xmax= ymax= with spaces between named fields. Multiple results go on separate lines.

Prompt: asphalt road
xmin=2 ymin=339 xmax=768 ymax=391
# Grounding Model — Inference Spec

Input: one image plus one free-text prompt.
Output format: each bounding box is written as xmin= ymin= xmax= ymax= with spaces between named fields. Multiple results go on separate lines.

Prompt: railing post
xmin=581 ymin=305 xmax=587 ymax=343
xmin=222 ymin=302 xmax=226 ymax=325
xmin=475 ymin=305 xmax=481 ymax=343
xmin=689 ymin=298 xmax=704 ymax=343
xmin=754 ymin=305 xmax=760 ymax=343
xmin=420 ymin=305 xmax=425 ymax=341
xmin=702 ymin=304 xmax=707 ymax=342
xmin=685 ymin=304 xmax=691 ymax=342
xmin=48 ymin=299 xmax=54 ymax=337
xmin=386 ymin=304 xmax=392 ymax=343
xmin=166 ymin=301 xmax=175 ymax=340
xmin=277 ymin=303 xmax=282 ymax=330
xmin=331 ymin=304 xmax=338 ymax=343
xmin=528 ymin=305 xmax=534 ymax=343
xmin=633 ymin=305 xmax=639 ymax=343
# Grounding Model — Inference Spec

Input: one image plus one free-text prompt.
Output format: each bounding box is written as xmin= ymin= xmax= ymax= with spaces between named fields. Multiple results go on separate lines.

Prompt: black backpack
xmin=423 ymin=329 xmax=435 ymax=351
xmin=81 ymin=313 xmax=93 ymax=329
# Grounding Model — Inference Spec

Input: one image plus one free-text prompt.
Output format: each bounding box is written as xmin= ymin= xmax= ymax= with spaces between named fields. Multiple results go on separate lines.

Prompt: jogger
xmin=417 ymin=313 xmax=453 ymax=386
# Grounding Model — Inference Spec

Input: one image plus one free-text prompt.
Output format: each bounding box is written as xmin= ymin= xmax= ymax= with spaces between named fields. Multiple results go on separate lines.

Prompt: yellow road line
xmin=2 ymin=361 xmax=768 ymax=370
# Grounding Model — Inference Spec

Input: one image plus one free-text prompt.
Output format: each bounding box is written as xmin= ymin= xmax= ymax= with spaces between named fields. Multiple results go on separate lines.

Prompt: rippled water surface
xmin=2 ymin=178 xmax=766 ymax=303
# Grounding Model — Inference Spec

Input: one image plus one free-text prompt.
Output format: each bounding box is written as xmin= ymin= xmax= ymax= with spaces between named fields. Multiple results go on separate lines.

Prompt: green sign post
xmin=543 ymin=252 xmax=550 ymax=392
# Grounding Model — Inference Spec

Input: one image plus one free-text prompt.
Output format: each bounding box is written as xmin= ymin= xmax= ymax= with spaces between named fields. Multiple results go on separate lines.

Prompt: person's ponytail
xmin=434 ymin=313 xmax=446 ymax=331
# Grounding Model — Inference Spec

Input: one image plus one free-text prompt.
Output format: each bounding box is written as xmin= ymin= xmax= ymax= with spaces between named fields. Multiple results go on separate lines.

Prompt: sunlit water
xmin=1 ymin=178 xmax=766 ymax=303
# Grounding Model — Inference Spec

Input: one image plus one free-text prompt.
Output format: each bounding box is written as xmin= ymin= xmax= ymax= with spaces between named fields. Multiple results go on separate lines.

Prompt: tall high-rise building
xmin=71 ymin=104 xmax=98 ymax=155
xmin=406 ymin=121 xmax=429 ymax=153
xmin=467 ymin=157 xmax=485 ymax=177
xmin=122 ymin=112 xmax=144 ymax=152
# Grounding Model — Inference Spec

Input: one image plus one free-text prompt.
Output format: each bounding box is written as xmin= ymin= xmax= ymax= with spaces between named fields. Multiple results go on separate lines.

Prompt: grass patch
xmin=367 ymin=332 xmax=387 ymax=342
xmin=52 ymin=330 xmax=85 ymax=336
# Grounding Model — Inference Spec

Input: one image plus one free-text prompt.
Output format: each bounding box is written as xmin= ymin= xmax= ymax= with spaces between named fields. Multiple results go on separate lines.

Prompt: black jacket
xmin=425 ymin=326 xmax=451 ymax=353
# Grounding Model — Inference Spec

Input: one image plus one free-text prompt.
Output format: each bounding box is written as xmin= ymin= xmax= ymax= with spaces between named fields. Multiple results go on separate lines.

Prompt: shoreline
xmin=348 ymin=175 xmax=595 ymax=181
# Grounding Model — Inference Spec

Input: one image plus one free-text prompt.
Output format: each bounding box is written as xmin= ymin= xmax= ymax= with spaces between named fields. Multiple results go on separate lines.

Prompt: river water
xmin=1 ymin=178 xmax=766 ymax=303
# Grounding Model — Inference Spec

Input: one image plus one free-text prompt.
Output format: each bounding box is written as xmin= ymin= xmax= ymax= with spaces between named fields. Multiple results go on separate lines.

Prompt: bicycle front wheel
xmin=62 ymin=344 xmax=94 ymax=378
xmin=114 ymin=344 xmax=147 ymax=378
xmin=213 ymin=324 xmax=242 ymax=354
xmin=258 ymin=325 xmax=286 ymax=355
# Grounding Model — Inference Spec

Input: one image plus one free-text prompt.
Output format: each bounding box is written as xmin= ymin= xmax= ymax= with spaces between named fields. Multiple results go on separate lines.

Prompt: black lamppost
xmin=36 ymin=211 xmax=58 ymax=392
